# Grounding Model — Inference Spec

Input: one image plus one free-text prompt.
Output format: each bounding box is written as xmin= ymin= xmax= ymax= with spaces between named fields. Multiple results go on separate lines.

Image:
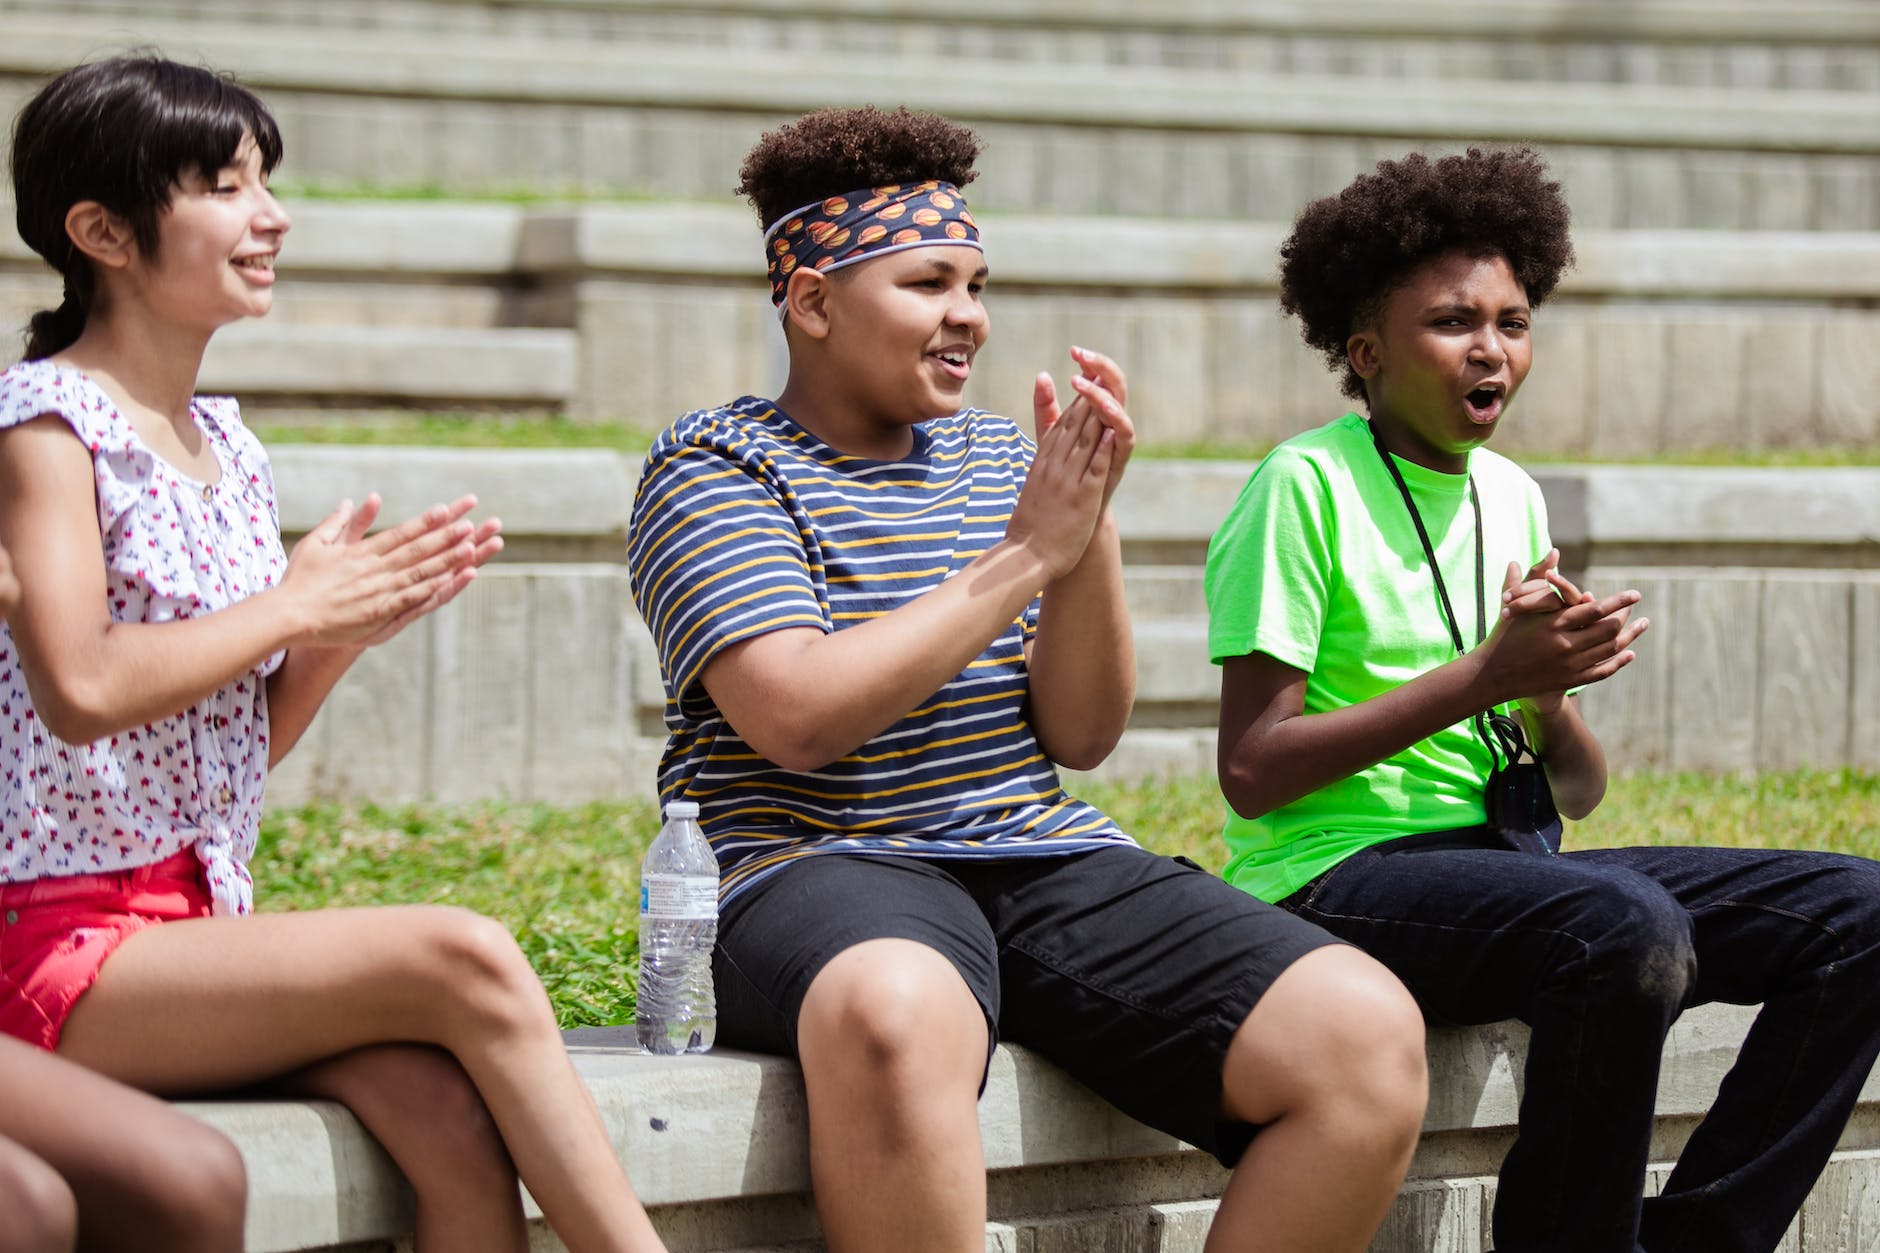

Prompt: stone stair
xmin=15 ymin=0 xmax=1880 ymax=89
xmin=0 ymin=9 xmax=1875 ymax=229
xmin=0 ymin=3 xmax=1872 ymax=454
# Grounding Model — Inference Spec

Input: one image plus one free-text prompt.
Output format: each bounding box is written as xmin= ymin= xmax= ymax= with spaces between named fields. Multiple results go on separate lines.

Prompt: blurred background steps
xmin=13 ymin=0 xmax=1880 ymax=88
xmin=6 ymin=198 xmax=1873 ymax=457
xmin=0 ymin=8 xmax=1874 ymax=231
xmin=0 ymin=0 xmax=1865 ymax=791
xmin=0 ymin=1 xmax=1872 ymax=455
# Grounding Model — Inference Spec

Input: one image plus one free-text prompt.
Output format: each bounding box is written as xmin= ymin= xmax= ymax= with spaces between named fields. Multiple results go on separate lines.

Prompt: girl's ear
xmin=783 ymin=268 xmax=833 ymax=340
xmin=1346 ymin=328 xmax=1382 ymax=381
xmin=63 ymin=201 xmax=137 ymax=271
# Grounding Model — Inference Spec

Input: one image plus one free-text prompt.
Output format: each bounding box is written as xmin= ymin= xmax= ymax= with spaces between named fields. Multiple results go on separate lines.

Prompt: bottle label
xmin=640 ymin=873 xmax=718 ymax=920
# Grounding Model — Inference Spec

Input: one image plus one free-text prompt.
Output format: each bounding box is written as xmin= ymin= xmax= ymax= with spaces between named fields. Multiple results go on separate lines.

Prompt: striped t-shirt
xmin=627 ymin=397 xmax=1134 ymax=903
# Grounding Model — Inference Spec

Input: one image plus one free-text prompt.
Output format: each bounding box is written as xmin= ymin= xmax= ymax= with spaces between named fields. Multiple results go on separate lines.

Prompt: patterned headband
xmin=765 ymin=180 xmax=981 ymax=314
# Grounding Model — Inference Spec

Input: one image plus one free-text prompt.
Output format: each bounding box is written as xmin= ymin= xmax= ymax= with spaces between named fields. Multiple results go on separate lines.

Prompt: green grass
xmin=1571 ymin=768 xmax=1880 ymax=859
xmin=252 ymin=770 xmax=1880 ymax=1028
xmin=256 ymin=799 xmax=656 ymax=1028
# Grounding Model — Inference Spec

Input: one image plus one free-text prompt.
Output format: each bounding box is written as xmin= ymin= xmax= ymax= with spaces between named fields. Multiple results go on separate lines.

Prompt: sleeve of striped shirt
xmin=628 ymin=442 xmax=829 ymax=719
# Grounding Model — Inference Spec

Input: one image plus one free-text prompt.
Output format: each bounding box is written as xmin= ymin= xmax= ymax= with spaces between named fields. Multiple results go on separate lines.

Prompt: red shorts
xmin=0 ymin=849 xmax=211 ymax=1050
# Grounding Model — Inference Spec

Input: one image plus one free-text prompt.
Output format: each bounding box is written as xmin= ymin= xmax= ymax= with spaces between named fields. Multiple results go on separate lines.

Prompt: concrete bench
xmin=0 ymin=12 xmax=1876 ymax=233
xmin=177 ymin=1002 xmax=1880 ymax=1251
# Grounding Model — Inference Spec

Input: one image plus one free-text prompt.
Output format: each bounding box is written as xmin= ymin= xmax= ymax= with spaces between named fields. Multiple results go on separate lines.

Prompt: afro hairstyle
xmin=736 ymin=106 xmax=981 ymax=231
xmin=1279 ymin=146 xmax=1574 ymax=401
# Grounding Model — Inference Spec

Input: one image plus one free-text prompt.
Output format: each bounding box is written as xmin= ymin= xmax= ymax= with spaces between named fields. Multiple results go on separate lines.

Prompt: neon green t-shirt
xmin=1204 ymin=413 xmax=1553 ymax=902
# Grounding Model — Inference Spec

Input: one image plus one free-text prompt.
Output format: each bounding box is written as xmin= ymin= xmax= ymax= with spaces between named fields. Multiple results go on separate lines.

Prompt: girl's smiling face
xmin=1347 ymin=249 xmax=1533 ymax=474
xmin=134 ymin=132 xmax=290 ymax=332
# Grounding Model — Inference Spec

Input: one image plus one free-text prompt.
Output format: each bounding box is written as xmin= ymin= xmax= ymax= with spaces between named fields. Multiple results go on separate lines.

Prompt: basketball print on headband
xmin=765 ymin=180 xmax=980 ymax=312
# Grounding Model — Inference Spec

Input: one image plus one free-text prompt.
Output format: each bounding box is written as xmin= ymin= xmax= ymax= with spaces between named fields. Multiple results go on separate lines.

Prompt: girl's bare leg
xmin=57 ymin=905 xmax=664 ymax=1253
xmin=0 ymin=1134 xmax=75 ymax=1253
xmin=0 ymin=1034 xmax=244 ymax=1253
xmin=282 ymin=1045 xmax=527 ymax=1253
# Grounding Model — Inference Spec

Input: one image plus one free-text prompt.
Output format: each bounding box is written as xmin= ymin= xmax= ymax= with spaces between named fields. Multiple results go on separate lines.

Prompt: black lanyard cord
xmin=1366 ymin=421 xmax=1501 ymax=766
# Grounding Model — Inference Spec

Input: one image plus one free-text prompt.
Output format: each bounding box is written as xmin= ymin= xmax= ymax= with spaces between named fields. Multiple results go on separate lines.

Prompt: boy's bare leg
xmin=796 ymin=939 xmax=989 ymax=1253
xmin=1211 ymin=946 xmax=1428 ymax=1252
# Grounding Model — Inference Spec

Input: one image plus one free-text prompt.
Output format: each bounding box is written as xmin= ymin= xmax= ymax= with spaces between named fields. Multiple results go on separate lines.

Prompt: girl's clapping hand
xmin=0 ymin=540 xmax=18 ymax=621
xmin=277 ymin=494 xmax=503 ymax=648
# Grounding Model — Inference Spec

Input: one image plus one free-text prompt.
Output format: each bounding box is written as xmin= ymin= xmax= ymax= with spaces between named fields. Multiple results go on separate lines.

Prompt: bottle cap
xmin=665 ymin=800 xmax=700 ymax=819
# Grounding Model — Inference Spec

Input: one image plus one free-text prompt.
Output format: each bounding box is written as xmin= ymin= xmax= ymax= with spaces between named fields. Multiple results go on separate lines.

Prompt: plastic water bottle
xmin=636 ymin=800 xmax=718 ymax=1054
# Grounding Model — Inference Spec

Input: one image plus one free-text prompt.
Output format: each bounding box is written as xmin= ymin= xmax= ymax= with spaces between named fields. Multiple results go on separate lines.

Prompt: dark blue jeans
xmin=1279 ymin=836 xmax=1880 ymax=1253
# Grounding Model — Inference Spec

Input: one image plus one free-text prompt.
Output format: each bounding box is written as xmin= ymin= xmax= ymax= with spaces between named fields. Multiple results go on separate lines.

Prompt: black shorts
xmin=712 ymin=845 xmax=1340 ymax=1166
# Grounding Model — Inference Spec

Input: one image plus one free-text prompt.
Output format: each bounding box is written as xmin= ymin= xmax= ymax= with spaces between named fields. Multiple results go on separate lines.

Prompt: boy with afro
xmin=1206 ymin=145 xmax=1880 ymax=1252
xmin=627 ymin=106 xmax=1429 ymax=1251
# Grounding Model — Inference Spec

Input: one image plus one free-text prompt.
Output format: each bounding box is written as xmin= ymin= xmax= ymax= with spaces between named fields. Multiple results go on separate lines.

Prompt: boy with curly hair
xmin=1207 ymin=146 xmax=1880 ymax=1252
xmin=627 ymin=106 xmax=1430 ymax=1252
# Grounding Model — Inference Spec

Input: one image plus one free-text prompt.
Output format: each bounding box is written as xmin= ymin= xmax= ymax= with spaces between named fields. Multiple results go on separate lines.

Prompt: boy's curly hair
xmin=736 ymin=106 xmax=981 ymax=230
xmin=1279 ymin=147 xmax=1574 ymax=401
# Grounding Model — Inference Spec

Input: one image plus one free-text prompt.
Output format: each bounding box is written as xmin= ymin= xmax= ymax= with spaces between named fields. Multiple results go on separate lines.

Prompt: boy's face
xmin=1347 ymin=249 xmax=1532 ymax=474
xmin=814 ymin=244 xmax=989 ymax=443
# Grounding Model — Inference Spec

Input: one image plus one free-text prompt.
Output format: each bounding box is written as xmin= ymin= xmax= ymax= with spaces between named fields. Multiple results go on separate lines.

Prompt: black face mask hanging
xmin=1367 ymin=423 xmax=1562 ymax=855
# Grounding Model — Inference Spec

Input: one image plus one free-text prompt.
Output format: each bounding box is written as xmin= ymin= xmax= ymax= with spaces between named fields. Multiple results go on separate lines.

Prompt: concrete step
xmin=12 ymin=199 xmax=1877 ymax=452
xmin=254 ymin=450 xmax=1880 ymax=803
xmin=1122 ymin=566 xmax=1210 ymax=621
xmin=0 ymin=14 xmax=1876 ymax=231
xmin=200 ymin=324 xmax=577 ymax=408
xmin=14 ymin=0 xmax=1880 ymax=90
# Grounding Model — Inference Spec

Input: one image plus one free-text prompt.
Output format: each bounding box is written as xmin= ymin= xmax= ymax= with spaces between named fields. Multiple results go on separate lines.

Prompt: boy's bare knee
xmin=1225 ymin=946 xmax=1428 ymax=1141
xmin=0 ymin=1138 xmax=76 ymax=1253
xmin=1326 ymin=961 xmax=1429 ymax=1144
xmin=799 ymin=940 xmax=986 ymax=1093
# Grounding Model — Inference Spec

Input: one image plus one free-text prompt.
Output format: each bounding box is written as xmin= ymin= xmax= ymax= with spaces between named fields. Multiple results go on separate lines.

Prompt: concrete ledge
xmin=31 ymin=0 xmax=1880 ymax=44
xmin=27 ymin=0 xmax=1880 ymax=46
xmin=176 ymin=1003 xmax=1880 ymax=1251
xmin=0 ymin=202 xmax=535 ymax=276
xmin=266 ymin=448 xmax=1880 ymax=560
xmin=525 ymin=203 xmax=1880 ymax=300
xmin=9 ymin=201 xmax=1878 ymax=449
xmin=247 ymin=454 xmax=1880 ymax=798
xmin=1577 ymin=465 xmax=1880 ymax=548
xmin=200 ymin=324 xmax=577 ymax=406
xmin=270 ymin=445 xmax=635 ymax=538
xmin=14 ymin=199 xmax=1878 ymax=301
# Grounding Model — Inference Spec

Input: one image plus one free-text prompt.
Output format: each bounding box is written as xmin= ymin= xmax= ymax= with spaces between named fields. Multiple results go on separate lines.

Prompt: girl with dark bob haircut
xmin=1208 ymin=145 xmax=1880 ymax=1253
xmin=0 ymin=56 xmax=664 ymax=1253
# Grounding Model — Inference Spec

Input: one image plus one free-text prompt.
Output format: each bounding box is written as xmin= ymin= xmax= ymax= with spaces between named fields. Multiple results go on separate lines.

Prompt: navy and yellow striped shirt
xmin=627 ymin=398 xmax=1134 ymax=903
